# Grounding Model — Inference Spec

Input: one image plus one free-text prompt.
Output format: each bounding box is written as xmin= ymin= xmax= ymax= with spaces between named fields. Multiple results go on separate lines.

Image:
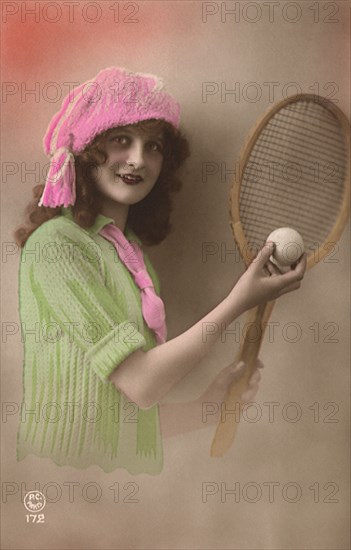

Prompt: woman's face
xmin=93 ymin=124 xmax=164 ymax=205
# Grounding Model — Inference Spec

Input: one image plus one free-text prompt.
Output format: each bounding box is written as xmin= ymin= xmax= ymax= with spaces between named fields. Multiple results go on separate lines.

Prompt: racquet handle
xmin=210 ymin=300 xmax=276 ymax=457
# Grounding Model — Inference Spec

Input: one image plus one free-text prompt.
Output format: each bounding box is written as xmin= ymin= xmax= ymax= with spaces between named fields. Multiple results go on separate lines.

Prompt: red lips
xmin=118 ymin=174 xmax=143 ymax=185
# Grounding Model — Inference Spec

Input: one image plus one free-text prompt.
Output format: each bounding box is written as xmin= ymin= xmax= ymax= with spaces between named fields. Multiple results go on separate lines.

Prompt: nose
xmin=126 ymin=138 xmax=145 ymax=170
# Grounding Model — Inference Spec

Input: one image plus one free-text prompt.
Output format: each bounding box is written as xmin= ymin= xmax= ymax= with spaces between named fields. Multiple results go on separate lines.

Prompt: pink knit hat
xmin=38 ymin=67 xmax=181 ymax=208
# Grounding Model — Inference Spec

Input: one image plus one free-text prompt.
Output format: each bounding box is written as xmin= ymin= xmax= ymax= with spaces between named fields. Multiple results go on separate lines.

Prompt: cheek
xmin=105 ymin=147 xmax=126 ymax=166
xmin=152 ymin=157 xmax=163 ymax=174
xmin=95 ymin=165 xmax=114 ymax=187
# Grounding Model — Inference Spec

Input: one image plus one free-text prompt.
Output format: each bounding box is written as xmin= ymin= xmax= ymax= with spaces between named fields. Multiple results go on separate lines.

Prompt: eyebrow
xmin=110 ymin=128 xmax=164 ymax=142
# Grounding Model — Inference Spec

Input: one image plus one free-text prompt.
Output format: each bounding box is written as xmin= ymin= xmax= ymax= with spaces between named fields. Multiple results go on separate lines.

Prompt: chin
xmin=111 ymin=194 xmax=148 ymax=206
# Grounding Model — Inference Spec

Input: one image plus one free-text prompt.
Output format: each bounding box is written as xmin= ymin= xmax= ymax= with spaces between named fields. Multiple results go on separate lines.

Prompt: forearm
xmin=109 ymin=287 xmax=247 ymax=408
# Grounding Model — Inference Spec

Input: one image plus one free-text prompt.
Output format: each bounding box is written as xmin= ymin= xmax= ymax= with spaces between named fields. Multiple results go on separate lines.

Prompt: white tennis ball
xmin=266 ymin=227 xmax=305 ymax=267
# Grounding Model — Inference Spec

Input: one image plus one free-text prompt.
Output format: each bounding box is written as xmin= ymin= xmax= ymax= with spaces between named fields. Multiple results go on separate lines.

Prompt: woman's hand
xmin=197 ymin=359 xmax=264 ymax=425
xmin=229 ymin=242 xmax=307 ymax=313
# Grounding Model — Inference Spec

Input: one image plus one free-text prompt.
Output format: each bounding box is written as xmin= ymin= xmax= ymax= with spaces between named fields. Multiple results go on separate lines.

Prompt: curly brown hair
xmin=13 ymin=119 xmax=191 ymax=248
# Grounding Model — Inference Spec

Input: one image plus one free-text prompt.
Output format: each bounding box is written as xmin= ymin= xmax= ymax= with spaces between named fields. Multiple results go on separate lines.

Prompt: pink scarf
xmin=99 ymin=224 xmax=167 ymax=345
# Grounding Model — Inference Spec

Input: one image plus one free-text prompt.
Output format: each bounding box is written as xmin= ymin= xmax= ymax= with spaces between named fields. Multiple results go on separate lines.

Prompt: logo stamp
xmin=23 ymin=491 xmax=46 ymax=513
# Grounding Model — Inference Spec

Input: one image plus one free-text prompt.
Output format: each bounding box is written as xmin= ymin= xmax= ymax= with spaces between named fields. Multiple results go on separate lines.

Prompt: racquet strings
xmin=238 ymin=99 xmax=348 ymax=256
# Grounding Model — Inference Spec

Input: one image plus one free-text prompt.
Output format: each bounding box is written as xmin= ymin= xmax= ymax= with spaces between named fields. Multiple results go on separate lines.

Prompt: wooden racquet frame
xmin=210 ymin=93 xmax=350 ymax=457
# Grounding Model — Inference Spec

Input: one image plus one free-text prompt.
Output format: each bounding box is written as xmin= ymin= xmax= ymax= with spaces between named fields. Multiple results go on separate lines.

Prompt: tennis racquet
xmin=210 ymin=93 xmax=350 ymax=457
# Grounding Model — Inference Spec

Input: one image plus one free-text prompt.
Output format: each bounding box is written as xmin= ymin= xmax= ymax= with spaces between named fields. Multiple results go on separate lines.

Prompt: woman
xmin=14 ymin=67 xmax=306 ymax=475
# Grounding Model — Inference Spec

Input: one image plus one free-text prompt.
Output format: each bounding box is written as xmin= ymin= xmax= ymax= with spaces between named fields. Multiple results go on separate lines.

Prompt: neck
xmin=98 ymin=198 xmax=130 ymax=233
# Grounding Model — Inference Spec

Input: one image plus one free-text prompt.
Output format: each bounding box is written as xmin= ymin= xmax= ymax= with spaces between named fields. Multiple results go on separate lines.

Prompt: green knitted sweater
xmin=16 ymin=206 xmax=163 ymax=475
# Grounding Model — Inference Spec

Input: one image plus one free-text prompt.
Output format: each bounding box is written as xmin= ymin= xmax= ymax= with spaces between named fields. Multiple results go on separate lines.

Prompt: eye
xmin=149 ymin=141 xmax=163 ymax=153
xmin=111 ymin=135 xmax=130 ymax=145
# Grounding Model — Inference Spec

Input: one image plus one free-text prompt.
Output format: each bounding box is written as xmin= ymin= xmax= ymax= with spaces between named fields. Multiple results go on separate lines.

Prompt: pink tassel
xmin=38 ymin=147 xmax=76 ymax=208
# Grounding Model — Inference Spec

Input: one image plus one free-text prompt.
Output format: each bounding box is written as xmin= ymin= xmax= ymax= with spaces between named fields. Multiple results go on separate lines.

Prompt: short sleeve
xmin=22 ymin=221 xmax=147 ymax=383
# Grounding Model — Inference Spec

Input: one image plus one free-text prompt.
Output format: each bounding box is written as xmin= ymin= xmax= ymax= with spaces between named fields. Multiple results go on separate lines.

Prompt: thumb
xmin=252 ymin=241 xmax=274 ymax=270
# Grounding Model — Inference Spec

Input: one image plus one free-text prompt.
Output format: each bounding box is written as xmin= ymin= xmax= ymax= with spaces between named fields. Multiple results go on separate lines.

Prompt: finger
xmin=216 ymin=362 xmax=244 ymax=387
xmin=264 ymin=262 xmax=275 ymax=277
xmin=248 ymin=370 xmax=261 ymax=385
xmin=267 ymin=252 xmax=307 ymax=293
xmin=234 ymin=360 xmax=245 ymax=372
xmin=251 ymin=242 xmax=275 ymax=271
xmin=265 ymin=259 xmax=284 ymax=277
xmin=228 ymin=361 xmax=245 ymax=379
xmin=285 ymin=252 xmax=307 ymax=283
xmin=294 ymin=251 xmax=307 ymax=274
xmin=290 ymin=251 xmax=306 ymax=271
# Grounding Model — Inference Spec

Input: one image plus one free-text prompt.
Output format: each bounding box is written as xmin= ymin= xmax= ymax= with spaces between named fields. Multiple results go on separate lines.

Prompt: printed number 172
xmin=25 ymin=514 xmax=45 ymax=523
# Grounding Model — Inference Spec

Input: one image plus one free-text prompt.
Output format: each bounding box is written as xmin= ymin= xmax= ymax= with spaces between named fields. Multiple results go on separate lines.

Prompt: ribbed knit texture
xmin=16 ymin=207 xmax=164 ymax=475
xmin=44 ymin=67 xmax=181 ymax=155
